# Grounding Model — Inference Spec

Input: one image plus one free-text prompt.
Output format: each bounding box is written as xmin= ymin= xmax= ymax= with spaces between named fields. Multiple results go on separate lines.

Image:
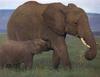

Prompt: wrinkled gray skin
xmin=7 ymin=1 xmax=97 ymax=69
xmin=0 ymin=39 xmax=47 ymax=69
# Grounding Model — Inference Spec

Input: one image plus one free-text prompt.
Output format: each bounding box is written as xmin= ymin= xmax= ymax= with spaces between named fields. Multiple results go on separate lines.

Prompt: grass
xmin=0 ymin=33 xmax=100 ymax=77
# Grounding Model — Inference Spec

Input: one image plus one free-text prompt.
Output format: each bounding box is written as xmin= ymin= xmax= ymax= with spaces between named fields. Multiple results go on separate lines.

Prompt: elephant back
xmin=7 ymin=1 xmax=48 ymax=41
xmin=43 ymin=3 xmax=66 ymax=35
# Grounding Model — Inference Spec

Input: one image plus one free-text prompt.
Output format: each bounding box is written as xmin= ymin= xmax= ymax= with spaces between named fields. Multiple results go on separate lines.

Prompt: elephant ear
xmin=66 ymin=3 xmax=81 ymax=24
xmin=42 ymin=3 xmax=66 ymax=35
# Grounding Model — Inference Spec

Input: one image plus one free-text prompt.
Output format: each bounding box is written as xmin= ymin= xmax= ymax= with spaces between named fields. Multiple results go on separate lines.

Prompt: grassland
xmin=0 ymin=33 xmax=100 ymax=77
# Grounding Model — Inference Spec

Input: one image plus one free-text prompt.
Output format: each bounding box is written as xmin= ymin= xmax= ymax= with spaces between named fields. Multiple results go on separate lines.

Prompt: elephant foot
xmin=59 ymin=52 xmax=72 ymax=69
xmin=62 ymin=59 xmax=72 ymax=70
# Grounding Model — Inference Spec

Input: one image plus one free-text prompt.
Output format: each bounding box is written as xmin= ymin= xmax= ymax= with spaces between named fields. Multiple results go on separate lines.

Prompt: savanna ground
xmin=0 ymin=33 xmax=100 ymax=77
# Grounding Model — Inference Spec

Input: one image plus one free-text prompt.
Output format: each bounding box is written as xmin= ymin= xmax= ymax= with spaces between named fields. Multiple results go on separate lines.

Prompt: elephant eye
xmin=74 ymin=22 xmax=77 ymax=25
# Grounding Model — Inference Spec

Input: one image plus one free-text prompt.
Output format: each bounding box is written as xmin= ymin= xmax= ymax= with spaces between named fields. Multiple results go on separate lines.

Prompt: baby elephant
xmin=0 ymin=39 xmax=48 ymax=69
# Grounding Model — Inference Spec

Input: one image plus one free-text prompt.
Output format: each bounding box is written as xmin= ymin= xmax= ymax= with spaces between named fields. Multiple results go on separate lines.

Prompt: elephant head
xmin=65 ymin=4 xmax=97 ymax=60
xmin=43 ymin=3 xmax=97 ymax=60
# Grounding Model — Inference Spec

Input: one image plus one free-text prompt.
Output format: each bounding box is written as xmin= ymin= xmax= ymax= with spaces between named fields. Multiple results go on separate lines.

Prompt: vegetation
xmin=0 ymin=33 xmax=100 ymax=77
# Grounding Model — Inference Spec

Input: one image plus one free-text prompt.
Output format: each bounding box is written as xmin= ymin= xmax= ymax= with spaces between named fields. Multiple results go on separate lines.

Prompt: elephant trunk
xmin=78 ymin=13 xmax=97 ymax=60
xmin=80 ymin=32 xmax=97 ymax=60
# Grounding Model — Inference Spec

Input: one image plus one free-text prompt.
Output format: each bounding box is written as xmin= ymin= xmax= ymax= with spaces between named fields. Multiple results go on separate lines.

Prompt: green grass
xmin=0 ymin=33 xmax=100 ymax=77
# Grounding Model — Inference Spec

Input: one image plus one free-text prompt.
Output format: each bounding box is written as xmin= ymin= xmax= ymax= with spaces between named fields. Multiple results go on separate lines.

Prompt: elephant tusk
xmin=80 ymin=38 xmax=91 ymax=48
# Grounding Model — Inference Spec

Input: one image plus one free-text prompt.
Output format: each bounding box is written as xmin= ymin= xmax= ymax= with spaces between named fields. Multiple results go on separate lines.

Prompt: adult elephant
xmin=7 ymin=1 xmax=97 ymax=69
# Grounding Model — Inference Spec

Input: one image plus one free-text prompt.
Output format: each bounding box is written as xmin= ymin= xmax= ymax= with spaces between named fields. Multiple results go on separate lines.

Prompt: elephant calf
xmin=0 ymin=39 xmax=47 ymax=69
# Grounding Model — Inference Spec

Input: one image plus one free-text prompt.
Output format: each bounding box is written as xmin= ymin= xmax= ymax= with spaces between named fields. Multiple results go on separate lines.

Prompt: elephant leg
xmin=52 ymin=51 xmax=60 ymax=69
xmin=52 ymin=37 xmax=72 ymax=69
xmin=24 ymin=54 xmax=33 ymax=69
